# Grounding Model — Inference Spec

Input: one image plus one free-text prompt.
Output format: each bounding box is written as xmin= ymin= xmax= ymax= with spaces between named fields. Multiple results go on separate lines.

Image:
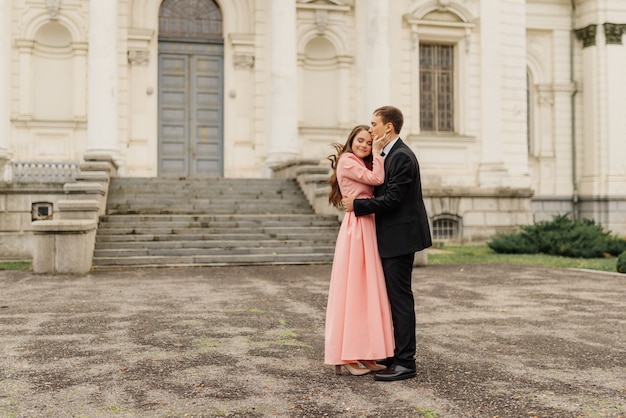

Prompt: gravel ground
xmin=0 ymin=264 xmax=624 ymax=418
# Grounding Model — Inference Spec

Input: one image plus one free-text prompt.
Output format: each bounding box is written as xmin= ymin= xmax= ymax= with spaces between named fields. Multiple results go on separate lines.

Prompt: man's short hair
xmin=374 ymin=106 xmax=404 ymax=134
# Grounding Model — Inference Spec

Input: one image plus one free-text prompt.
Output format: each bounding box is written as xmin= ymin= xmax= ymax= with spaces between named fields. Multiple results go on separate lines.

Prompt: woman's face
xmin=351 ymin=130 xmax=373 ymax=159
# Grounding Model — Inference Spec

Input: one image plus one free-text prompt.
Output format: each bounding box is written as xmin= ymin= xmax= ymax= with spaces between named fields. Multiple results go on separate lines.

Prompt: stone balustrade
xmin=11 ymin=161 xmax=79 ymax=183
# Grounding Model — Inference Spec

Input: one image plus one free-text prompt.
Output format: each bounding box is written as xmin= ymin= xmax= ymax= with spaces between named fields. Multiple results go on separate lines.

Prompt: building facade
xmin=1 ymin=0 xmax=625 ymax=250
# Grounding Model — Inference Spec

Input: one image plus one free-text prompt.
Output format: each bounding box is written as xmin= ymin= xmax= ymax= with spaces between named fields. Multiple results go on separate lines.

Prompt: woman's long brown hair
xmin=327 ymin=125 xmax=372 ymax=208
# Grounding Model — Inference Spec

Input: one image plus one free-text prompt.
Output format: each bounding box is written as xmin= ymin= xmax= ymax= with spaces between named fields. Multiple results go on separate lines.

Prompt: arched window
xmin=159 ymin=0 xmax=222 ymax=42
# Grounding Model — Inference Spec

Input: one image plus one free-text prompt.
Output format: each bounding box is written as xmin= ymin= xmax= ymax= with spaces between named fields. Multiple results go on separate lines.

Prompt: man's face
xmin=369 ymin=114 xmax=388 ymax=140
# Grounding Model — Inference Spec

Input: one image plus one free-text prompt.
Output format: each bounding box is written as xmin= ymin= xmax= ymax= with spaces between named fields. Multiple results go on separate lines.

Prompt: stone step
xmin=105 ymin=205 xmax=313 ymax=215
xmin=95 ymin=231 xmax=337 ymax=242
xmin=98 ymin=213 xmax=338 ymax=222
xmin=94 ymin=245 xmax=334 ymax=258
xmin=96 ymin=225 xmax=339 ymax=235
xmin=95 ymin=233 xmax=270 ymax=242
xmin=93 ymin=252 xmax=334 ymax=267
xmin=107 ymin=180 xmax=304 ymax=194
xmin=97 ymin=219 xmax=339 ymax=228
xmin=94 ymin=177 xmax=340 ymax=268
xmin=94 ymin=239 xmax=333 ymax=250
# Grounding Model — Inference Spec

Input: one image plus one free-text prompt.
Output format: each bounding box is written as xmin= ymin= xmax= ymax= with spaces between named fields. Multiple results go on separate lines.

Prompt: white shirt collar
xmin=382 ymin=136 xmax=400 ymax=156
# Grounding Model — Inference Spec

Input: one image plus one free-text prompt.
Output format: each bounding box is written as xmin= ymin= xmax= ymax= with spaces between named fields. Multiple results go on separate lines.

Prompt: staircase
xmin=92 ymin=177 xmax=340 ymax=268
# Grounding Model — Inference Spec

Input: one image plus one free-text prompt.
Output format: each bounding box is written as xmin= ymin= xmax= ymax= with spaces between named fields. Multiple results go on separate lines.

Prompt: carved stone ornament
xmin=127 ymin=50 xmax=150 ymax=65
xmin=233 ymin=54 xmax=255 ymax=70
xmin=46 ymin=0 xmax=61 ymax=19
xmin=604 ymin=23 xmax=626 ymax=45
xmin=574 ymin=24 xmax=597 ymax=48
xmin=437 ymin=0 xmax=452 ymax=10
xmin=315 ymin=10 xmax=329 ymax=35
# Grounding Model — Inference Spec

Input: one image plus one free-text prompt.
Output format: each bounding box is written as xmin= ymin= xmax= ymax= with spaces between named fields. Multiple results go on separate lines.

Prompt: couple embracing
xmin=324 ymin=105 xmax=432 ymax=381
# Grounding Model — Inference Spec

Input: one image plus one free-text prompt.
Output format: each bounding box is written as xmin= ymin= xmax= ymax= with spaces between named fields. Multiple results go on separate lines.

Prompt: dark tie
xmin=381 ymin=151 xmax=386 ymax=157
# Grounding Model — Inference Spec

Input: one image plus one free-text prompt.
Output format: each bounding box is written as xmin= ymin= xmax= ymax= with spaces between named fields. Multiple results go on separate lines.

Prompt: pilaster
xmin=227 ymin=33 xmax=256 ymax=176
xmin=478 ymin=0 xmax=510 ymax=188
xmin=86 ymin=0 xmax=119 ymax=156
xmin=0 ymin=0 xmax=11 ymax=181
xmin=266 ymin=0 xmax=300 ymax=169
xmin=363 ymin=0 xmax=390 ymax=118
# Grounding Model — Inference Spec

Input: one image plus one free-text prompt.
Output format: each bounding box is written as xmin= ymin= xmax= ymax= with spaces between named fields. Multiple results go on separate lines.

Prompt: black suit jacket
xmin=353 ymin=139 xmax=432 ymax=258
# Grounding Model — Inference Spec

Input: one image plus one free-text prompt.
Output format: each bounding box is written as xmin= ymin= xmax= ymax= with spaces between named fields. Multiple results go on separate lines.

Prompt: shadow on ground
xmin=0 ymin=264 xmax=624 ymax=417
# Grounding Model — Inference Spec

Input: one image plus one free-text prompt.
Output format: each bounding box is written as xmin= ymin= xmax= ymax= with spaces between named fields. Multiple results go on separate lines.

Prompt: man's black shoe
xmin=373 ymin=364 xmax=416 ymax=381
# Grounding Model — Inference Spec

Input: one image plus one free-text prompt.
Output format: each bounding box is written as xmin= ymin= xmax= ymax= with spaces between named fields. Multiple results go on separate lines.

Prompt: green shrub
xmin=487 ymin=214 xmax=626 ymax=259
xmin=617 ymin=251 xmax=626 ymax=273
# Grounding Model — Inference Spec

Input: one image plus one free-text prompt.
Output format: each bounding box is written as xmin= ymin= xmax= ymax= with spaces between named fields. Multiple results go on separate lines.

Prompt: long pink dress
xmin=324 ymin=153 xmax=394 ymax=365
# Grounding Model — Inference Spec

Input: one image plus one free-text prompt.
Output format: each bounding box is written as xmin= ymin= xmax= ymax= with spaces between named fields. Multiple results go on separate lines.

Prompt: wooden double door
xmin=158 ymin=41 xmax=224 ymax=177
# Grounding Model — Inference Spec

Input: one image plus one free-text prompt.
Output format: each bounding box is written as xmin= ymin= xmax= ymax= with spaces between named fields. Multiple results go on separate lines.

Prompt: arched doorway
xmin=158 ymin=0 xmax=224 ymax=177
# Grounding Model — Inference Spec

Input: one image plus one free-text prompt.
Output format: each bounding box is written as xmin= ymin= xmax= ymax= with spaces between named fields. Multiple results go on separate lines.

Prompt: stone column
xmin=86 ymin=0 xmax=119 ymax=155
xmin=266 ymin=0 xmax=300 ymax=168
xmin=363 ymin=0 xmax=390 ymax=118
xmin=478 ymin=0 xmax=510 ymax=188
xmin=0 ymin=0 xmax=11 ymax=181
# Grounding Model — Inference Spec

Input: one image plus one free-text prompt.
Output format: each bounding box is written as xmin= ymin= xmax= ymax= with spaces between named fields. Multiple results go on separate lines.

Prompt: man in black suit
xmin=342 ymin=105 xmax=432 ymax=381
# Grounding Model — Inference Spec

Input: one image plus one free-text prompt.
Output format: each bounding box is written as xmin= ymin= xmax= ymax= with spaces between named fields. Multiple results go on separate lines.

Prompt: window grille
xmin=432 ymin=217 xmax=459 ymax=242
xmin=159 ymin=0 xmax=222 ymax=42
xmin=420 ymin=44 xmax=454 ymax=133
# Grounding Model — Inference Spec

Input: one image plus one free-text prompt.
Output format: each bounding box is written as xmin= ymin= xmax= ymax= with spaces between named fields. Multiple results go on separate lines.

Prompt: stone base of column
xmin=32 ymin=220 xmax=97 ymax=275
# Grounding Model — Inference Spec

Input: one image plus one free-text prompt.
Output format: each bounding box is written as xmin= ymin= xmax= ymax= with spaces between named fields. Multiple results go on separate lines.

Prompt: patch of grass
xmin=196 ymin=336 xmax=220 ymax=351
xmin=415 ymin=407 xmax=438 ymax=418
xmin=428 ymin=245 xmax=618 ymax=272
xmin=105 ymin=405 xmax=133 ymax=414
xmin=0 ymin=397 xmax=18 ymax=418
xmin=0 ymin=261 xmax=31 ymax=271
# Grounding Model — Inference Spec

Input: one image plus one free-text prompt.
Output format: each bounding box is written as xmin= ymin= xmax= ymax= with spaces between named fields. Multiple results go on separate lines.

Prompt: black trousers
xmin=381 ymin=252 xmax=416 ymax=370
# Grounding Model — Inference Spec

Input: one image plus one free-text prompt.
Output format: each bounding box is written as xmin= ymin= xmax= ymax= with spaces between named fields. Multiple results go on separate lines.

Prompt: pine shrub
xmin=617 ymin=251 xmax=626 ymax=274
xmin=487 ymin=214 xmax=626 ymax=259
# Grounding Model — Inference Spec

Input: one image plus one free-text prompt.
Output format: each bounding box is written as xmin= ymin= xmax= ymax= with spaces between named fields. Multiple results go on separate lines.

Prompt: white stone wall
xmin=9 ymin=0 xmax=89 ymax=164
xmin=1 ymin=0 xmax=625 ymax=238
xmin=0 ymin=185 xmax=67 ymax=257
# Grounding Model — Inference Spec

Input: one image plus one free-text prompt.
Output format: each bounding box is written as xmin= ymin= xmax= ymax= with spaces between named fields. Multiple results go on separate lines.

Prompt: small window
xmin=32 ymin=202 xmax=53 ymax=221
xmin=432 ymin=216 xmax=460 ymax=242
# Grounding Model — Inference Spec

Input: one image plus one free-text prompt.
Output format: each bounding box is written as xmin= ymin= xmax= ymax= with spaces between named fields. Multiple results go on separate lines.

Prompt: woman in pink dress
xmin=324 ymin=125 xmax=395 ymax=376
